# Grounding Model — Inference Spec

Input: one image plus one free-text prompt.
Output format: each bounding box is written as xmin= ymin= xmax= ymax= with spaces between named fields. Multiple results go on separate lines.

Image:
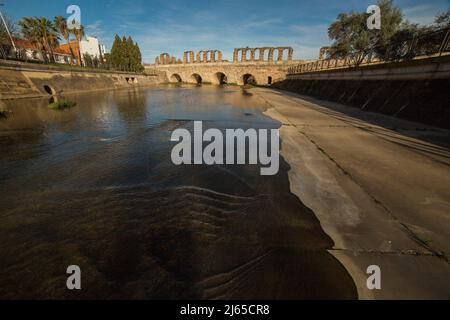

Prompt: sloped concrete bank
xmin=254 ymin=87 xmax=450 ymax=299
xmin=0 ymin=61 xmax=167 ymax=100
xmin=273 ymin=57 xmax=450 ymax=129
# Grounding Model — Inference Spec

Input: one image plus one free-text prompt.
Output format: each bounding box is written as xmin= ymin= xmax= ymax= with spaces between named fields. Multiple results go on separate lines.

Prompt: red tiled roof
xmin=13 ymin=38 xmax=38 ymax=50
xmin=13 ymin=38 xmax=72 ymax=56
xmin=58 ymin=41 xmax=79 ymax=55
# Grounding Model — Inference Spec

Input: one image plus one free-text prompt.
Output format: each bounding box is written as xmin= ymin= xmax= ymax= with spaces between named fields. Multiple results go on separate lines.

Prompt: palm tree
xmin=19 ymin=17 xmax=46 ymax=61
xmin=19 ymin=17 xmax=59 ymax=63
xmin=54 ymin=16 xmax=74 ymax=64
xmin=73 ymin=25 xmax=85 ymax=66
xmin=36 ymin=17 xmax=59 ymax=63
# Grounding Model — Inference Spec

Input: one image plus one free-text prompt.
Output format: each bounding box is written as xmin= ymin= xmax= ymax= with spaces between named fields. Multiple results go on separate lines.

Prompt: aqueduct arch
xmin=233 ymin=47 xmax=293 ymax=63
xmin=151 ymin=45 xmax=296 ymax=86
xmin=214 ymin=72 xmax=228 ymax=85
xmin=243 ymin=74 xmax=257 ymax=85
xmin=190 ymin=73 xmax=203 ymax=84
xmin=170 ymin=74 xmax=182 ymax=83
xmin=183 ymin=51 xmax=195 ymax=64
xmin=159 ymin=53 xmax=171 ymax=65
xmin=156 ymin=53 xmax=181 ymax=65
xmin=157 ymin=47 xmax=291 ymax=65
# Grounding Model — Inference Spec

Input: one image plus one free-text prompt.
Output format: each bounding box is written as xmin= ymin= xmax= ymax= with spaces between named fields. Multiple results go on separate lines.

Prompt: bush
xmin=48 ymin=100 xmax=77 ymax=110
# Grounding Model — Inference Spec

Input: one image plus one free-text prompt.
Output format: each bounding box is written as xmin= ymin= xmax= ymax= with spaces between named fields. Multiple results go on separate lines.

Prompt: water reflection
xmin=115 ymin=88 xmax=148 ymax=124
xmin=0 ymin=86 xmax=357 ymax=299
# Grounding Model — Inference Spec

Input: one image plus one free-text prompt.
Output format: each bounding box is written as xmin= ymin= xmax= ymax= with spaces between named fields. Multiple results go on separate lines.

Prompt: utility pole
xmin=0 ymin=3 xmax=17 ymax=54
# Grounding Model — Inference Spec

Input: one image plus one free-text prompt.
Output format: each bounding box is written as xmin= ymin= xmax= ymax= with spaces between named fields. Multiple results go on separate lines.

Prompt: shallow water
xmin=0 ymin=86 xmax=357 ymax=299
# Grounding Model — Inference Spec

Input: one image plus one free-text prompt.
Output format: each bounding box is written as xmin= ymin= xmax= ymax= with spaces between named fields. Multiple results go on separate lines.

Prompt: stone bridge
xmin=146 ymin=47 xmax=302 ymax=85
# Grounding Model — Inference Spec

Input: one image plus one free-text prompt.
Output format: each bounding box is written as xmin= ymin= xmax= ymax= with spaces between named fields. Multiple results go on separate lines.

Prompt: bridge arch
xmin=190 ymin=73 xmax=203 ymax=84
xmin=214 ymin=72 xmax=228 ymax=85
xmin=170 ymin=74 xmax=182 ymax=83
xmin=243 ymin=74 xmax=257 ymax=85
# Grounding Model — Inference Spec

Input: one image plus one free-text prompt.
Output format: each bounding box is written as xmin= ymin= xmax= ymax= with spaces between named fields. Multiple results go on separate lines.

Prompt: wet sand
xmin=0 ymin=86 xmax=357 ymax=299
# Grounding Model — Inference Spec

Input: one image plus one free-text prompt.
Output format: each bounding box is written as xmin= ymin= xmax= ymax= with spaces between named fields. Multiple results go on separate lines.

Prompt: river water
xmin=0 ymin=86 xmax=357 ymax=299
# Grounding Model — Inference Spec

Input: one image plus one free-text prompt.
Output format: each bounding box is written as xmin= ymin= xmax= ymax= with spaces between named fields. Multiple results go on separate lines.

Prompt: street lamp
xmin=0 ymin=3 xmax=17 ymax=54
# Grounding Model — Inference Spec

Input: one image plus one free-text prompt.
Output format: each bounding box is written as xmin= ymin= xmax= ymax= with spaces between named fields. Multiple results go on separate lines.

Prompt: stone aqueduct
xmin=146 ymin=47 xmax=300 ymax=86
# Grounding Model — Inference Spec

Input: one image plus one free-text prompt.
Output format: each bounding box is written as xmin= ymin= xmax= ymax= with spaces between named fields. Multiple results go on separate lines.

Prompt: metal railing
xmin=288 ymin=27 xmax=450 ymax=75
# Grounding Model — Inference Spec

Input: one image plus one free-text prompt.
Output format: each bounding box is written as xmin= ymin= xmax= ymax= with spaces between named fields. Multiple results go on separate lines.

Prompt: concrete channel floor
xmin=253 ymin=88 xmax=450 ymax=300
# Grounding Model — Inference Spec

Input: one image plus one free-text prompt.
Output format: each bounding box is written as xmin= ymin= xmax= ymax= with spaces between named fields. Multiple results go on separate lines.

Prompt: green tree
xmin=434 ymin=10 xmax=450 ymax=29
xmin=375 ymin=9 xmax=449 ymax=61
xmin=0 ymin=13 xmax=17 ymax=58
xmin=82 ymin=53 xmax=92 ymax=67
xmin=328 ymin=0 xmax=403 ymax=65
xmin=109 ymin=34 xmax=144 ymax=72
xmin=19 ymin=17 xmax=46 ymax=62
xmin=73 ymin=24 xmax=85 ymax=66
xmin=134 ymin=42 xmax=144 ymax=72
xmin=122 ymin=36 xmax=129 ymax=70
xmin=37 ymin=17 xmax=59 ymax=63
xmin=54 ymin=16 xmax=76 ymax=64
xmin=102 ymin=52 xmax=111 ymax=69
xmin=19 ymin=17 xmax=60 ymax=63
xmin=109 ymin=34 xmax=122 ymax=69
xmin=92 ymin=55 xmax=100 ymax=68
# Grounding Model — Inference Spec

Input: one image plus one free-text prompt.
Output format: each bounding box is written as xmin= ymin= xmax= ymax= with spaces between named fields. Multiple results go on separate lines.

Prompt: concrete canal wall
xmin=0 ymin=60 xmax=166 ymax=100
xmin=273 ymin=57 xmax=450 ymax=129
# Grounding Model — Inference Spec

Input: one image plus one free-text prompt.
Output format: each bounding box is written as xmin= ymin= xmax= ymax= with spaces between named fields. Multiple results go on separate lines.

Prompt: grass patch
xmin=48 ymin=100 xmax=77 ymax=110
xmin=421 ymin=238 xmax=433 ymax=246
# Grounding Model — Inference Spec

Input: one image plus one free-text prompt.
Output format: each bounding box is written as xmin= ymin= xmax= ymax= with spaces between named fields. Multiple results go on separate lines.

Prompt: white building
xmin=79 ymin=36 xmax=106 ymax=65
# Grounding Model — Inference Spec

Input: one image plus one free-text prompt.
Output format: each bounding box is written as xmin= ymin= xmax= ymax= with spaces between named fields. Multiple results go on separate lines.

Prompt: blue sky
xmin=2 ymin=0 xmax=448 ymax=62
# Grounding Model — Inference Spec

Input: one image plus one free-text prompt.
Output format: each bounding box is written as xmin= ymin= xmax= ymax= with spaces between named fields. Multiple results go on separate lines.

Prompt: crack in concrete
xmin=298 ymin=128 xmax=449 ymax=264
xmin=330 ymin=248 xmax=437 ymax=257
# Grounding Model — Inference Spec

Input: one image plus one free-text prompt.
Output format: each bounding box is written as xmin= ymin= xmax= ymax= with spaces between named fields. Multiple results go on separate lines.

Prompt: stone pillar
xmin=250 ymin=48 xmax=257 ymax=62
xmin=183 ymin=52 xmax=188 ymax=64
xmin=268 ymin=48 xmax=275 ymax=62
xmin=242 ymin=48 xmax=249 ymax=62
xmin=259 ymin=48 xmax=266 ymax=61
xmin=277 ymin=48 xmax=284 ymax=61
xmin=155 ymin=57 xmax=160 ymax=65
xmin=214 ymin=50 xmax=221 ymax=62
xmin=196 ymin=51 xmax=202 ymax=63
xmin=203 ymin=51 xmax=208 ymax=63
xmin=319 ymin=47 xmax=329 ymax=60
xmin=233 ymin=49 xmax=240 ymax=63
xmin=164 ymin=53 xmax=171 ymax=64
xmin=288 ymin=47 xmax=293 ymax=61
xmin=171 ymin=56 xmax=177 ymax=64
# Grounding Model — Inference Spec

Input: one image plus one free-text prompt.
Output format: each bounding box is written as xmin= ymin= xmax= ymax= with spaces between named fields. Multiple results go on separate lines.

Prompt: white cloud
xmin=242 ymin=18 xmax=283 ymax=29
xmin=403 ymin=4 xmax=442 ymax=25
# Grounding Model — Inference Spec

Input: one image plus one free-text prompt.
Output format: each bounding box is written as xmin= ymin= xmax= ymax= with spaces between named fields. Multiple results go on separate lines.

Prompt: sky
xmin=1 ymin=0 xmax=449 ymax=63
